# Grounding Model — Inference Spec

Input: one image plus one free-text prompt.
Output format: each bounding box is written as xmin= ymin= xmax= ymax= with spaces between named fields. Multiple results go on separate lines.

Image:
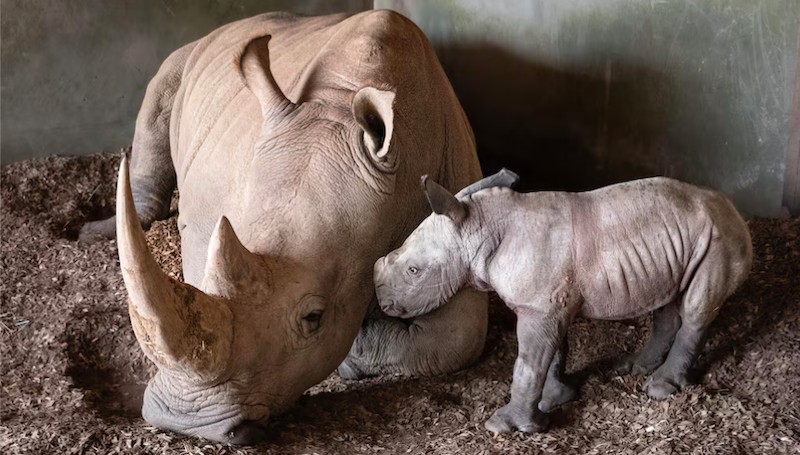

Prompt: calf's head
xmin=374 ymin=170 xmax=518 ymax=318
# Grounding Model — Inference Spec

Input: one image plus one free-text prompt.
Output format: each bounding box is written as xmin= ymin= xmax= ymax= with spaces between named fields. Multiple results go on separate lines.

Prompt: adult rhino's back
xmin=172 ymin=10 xmax=450 ymax=178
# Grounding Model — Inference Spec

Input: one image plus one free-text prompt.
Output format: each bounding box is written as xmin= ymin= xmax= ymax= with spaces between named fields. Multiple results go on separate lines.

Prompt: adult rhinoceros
xmin=79 ymin=10 xmax=490 ymax=444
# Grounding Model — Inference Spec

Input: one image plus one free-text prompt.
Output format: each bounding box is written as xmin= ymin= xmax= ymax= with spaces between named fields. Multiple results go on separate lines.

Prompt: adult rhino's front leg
xmin=78 ymin=42 xmax=196 ymax=243
xmin=338 ymin=287 xmax=487 ymax=378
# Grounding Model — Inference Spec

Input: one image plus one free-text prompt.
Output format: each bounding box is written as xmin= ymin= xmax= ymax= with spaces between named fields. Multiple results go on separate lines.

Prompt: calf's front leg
xmin=538 ymin=336 xmax=576 ymax=412
xmin=486 ymin=306 xmax=571 ymax=434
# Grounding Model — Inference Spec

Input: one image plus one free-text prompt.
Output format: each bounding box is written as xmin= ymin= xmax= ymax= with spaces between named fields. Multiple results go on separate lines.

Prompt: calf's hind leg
xmin=615 ymin=301 xmax=681 ymax=375
xmin=538 ymin=337 xmax=577 ymax=412
xmin=644 ymin=244 xmax=746 ymax=400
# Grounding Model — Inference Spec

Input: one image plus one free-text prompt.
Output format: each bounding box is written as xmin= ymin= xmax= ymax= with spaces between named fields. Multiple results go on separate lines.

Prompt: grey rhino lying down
xmin=374 ymin=172 xmax=753 ymax=434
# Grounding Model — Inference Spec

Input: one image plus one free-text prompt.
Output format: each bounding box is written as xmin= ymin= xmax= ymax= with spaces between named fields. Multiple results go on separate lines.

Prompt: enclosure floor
xmin=2 ymin=153 xmax=799 ymax=455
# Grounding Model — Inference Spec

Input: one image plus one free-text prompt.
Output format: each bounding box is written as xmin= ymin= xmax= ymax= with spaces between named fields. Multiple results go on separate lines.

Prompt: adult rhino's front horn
xmin=116 ymin=157 xmax=234 ymax=383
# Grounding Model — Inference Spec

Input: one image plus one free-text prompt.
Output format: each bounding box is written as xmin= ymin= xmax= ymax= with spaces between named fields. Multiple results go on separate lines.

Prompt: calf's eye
xmin=408 ymin=266 xmax=419 ymax=275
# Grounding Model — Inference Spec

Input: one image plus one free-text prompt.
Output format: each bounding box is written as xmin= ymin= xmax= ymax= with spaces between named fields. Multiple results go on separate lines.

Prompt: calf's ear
xmin=422 ymin=175 xmax=466 ymax=224
xmin=455 ymin=168 xmax=520 ymax=198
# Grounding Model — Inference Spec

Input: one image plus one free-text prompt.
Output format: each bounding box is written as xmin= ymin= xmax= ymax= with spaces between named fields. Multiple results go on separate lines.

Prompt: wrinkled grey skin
xmin=339 ymin=168 xmax=520 ymax=378
xmin=79 ymin=11 xmax=490 ymax=444
xmin=374 ymin=176 xmax=752 ymax=435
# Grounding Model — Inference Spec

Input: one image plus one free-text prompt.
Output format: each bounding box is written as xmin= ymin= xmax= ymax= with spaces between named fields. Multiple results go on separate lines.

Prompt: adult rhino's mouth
xmin=142 ymin=373 xmax=272 ymax=445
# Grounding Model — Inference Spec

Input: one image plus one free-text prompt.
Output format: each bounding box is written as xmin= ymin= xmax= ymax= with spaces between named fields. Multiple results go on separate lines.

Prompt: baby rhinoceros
xmin=373 ymin=171 xmax=752 ymax=435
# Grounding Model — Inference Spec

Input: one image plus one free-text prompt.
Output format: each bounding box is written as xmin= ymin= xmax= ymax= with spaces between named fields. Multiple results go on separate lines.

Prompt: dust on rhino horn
xmin=116 ymin=157 xmax=234 ymax=382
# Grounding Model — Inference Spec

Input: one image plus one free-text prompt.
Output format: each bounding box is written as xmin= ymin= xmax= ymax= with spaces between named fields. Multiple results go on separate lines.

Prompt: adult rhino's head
xmin=118 ymin=159 xmax=330 ymax=443
xmin=119 ymin=35 xmax=406 ymax=445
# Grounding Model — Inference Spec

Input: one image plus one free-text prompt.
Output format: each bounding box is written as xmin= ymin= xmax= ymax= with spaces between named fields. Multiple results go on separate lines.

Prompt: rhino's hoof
xmin=78 ymin=219 xmax=116 ymax=244
xmin=539 ymin=381 xmax=577 ymax=413
xmin=485 ymin=405 xmax=549 ymax=435
xmin=485 ymin=413 xmax=514 ymax=434
xmin=644 ymin=377 xmax=679 ymax=400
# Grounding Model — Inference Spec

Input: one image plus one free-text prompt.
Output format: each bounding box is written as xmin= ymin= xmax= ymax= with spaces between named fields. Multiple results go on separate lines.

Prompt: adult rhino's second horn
xmin=200 ymin=215 xmax=270 ymax=299
xmin=237 ymin=34 xmax=296 ymax=121
xmin=116 ymin=157 xmax=234 ymax=382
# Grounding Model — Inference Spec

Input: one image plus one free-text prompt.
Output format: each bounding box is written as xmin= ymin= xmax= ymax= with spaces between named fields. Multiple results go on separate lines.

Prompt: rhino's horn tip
xmin=216 ymin=215 xmax=232 ymax=230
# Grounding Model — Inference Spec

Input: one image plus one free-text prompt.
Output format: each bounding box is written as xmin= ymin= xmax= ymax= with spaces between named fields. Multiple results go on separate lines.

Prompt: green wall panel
xmin=378 ymin=0 xmax=799 ymax=217
xmin=1 ymin=0 xmax=371 ymax=163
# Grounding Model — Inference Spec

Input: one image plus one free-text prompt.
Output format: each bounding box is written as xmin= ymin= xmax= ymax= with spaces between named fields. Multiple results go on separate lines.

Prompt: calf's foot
xmin=538 ymin=377 xmax=576 ymax=413
xmin=644 ymin=377 xmax=679 ymax=400
xmin=485 ymin=404 xmax=549 ymax=434
xmin=643 ymin=370 xmax=686 ymax=400
xmin=613 ymin=355 xmax=636 ymax=375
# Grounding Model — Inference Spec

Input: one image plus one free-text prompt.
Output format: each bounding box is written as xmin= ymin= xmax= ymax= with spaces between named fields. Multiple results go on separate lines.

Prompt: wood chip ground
xmin=1 ymin=153 xmax=798 ymax=454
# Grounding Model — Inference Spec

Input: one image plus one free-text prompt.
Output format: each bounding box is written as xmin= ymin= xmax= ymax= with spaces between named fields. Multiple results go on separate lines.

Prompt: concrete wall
xmin=1 ymin=0 xmax=370 ymax=164
xmin=377 ymin=0 xmax=800 ymax=217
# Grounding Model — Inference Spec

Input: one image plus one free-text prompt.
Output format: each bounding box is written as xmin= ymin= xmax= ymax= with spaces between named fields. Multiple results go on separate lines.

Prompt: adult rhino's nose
xmin=227 ymin=419 xmax=269 ymax=445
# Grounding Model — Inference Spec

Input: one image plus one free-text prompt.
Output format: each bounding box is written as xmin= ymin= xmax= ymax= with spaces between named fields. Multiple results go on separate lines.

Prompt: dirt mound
xmin=1 ymin=153 xmax=799 ymax=454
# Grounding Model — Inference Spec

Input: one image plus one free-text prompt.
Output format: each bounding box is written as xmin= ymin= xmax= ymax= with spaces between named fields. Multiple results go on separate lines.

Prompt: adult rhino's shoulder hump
xmin=349 ymin=9 xmax=428 ymax=44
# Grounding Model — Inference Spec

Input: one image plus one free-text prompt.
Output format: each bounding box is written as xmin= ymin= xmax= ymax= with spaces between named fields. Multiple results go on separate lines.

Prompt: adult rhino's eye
xmin=301 ymin=310 xmax=324 ymax=336
xmin=408 ymin=266 xmax=419 ymax=275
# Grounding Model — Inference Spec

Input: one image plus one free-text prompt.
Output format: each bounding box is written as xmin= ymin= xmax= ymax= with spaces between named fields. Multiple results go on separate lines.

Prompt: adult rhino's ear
xmin=352 ymin=87 xmax=396 ymax=170
xmin=422 ymin=175 xmax=466 ymax=224
xmin=237 ymin=35 xmax=295 ymax=122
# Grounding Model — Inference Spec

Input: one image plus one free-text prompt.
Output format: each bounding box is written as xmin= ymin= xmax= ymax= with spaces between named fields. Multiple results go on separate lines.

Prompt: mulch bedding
xmin=1 ymin=152 xmax=798 ymax=455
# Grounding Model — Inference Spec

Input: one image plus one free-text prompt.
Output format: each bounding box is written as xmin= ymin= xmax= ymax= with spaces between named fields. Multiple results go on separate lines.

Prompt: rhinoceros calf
xmin=374 ymin=173 xmax=752 ymax=434
xmin=79 ymin=11 xmax=497 ymax=444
